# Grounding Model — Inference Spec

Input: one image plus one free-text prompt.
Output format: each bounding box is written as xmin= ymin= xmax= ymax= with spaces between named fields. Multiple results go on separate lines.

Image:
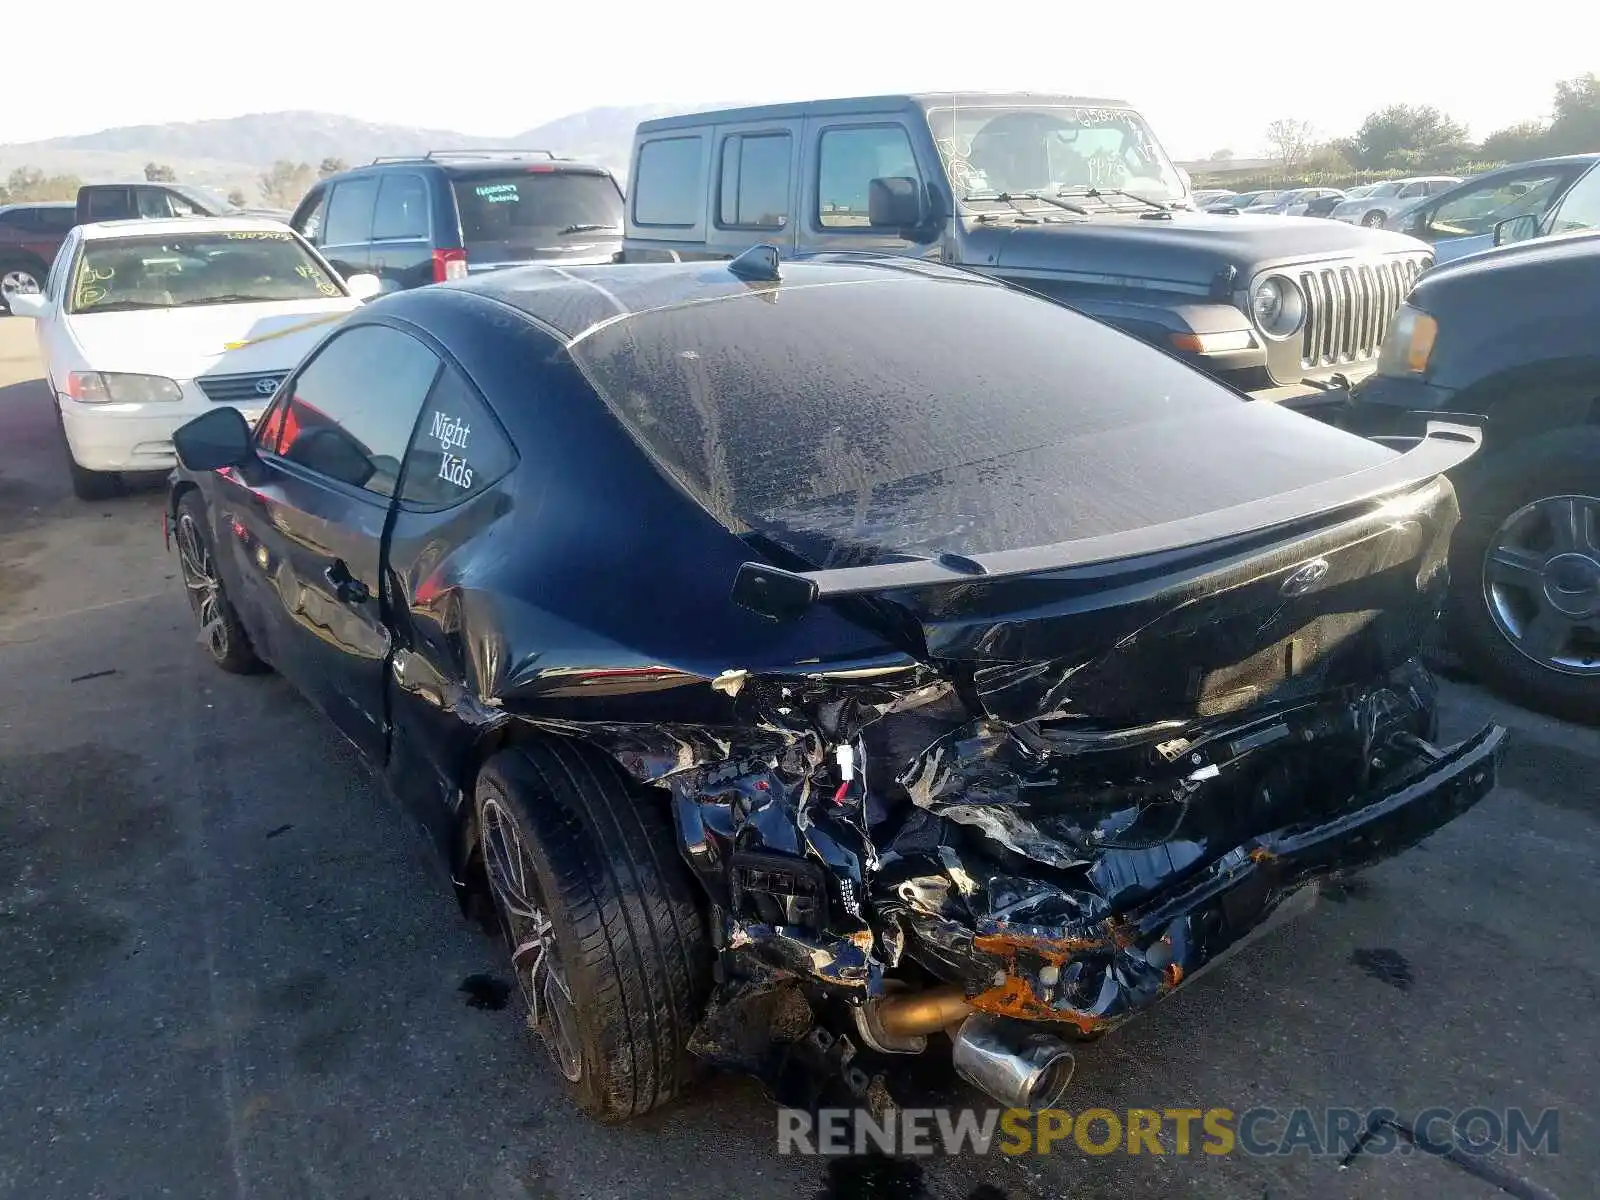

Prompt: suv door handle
xmin=324 ymin=560 xmax=370 ymax=606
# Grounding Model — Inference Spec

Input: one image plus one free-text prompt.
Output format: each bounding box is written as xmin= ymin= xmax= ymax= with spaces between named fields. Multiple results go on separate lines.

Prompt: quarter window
xmin=1549 ymin=165 xmax=1600 ymax=235
xmin=817 ymin=126 xmax=920 ymax=228
xmin=323 ymin=178 xmax=378 ymax=246
xmin=632 ymin=137 xmax=703 ymax=227
xmin=718 ymin=133 xmax=792 ymax=229
xmin=261 ymin=324 xmax=440 ymax=499
xmin=400 ymin=366 xmax=515 ymax=508
xmin=372 ymin=174 xmax=429 ymax=240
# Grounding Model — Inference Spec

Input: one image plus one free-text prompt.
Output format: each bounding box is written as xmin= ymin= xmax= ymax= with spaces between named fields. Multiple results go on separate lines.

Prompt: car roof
xmin=439 ymin=255 xmax=999 ymax=344
xmin=638 ymin=91 xmax=1133 ymax=132
xmin=76 ymin=215 xmax=296 ymax=240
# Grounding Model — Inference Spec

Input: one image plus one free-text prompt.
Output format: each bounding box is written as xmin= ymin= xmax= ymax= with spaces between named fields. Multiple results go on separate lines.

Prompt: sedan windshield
xmin=924 ymin=103 xmax=1188 ymax=209
xmin=68 ymin=230 xmax=342 ymax=313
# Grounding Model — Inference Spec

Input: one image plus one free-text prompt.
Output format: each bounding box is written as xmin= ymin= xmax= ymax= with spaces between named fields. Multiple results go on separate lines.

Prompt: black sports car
xmin=165 ymin=247 xmax=1506 ymax=1122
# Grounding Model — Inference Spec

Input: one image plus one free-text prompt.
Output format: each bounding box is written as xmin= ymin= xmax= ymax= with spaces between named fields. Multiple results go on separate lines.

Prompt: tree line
xmin=1240 ymin=73 xmax=1600 ymax=188
xmin=0 ymin=157 xmax=352 ymax=208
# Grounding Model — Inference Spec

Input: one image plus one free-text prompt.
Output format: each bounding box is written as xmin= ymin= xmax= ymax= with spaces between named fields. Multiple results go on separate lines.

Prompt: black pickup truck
xmin=1342 ymin=229 xmax=1600 ymax=721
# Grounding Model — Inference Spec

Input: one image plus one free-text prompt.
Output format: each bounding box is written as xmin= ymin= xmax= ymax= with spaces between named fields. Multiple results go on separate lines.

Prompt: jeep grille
xmin=1297 ymin=254 xmax=1431 ymax=370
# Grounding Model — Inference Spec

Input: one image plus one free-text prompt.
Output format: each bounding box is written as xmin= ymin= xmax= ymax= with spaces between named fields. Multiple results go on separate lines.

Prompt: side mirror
xmin=868 ymin=176 xmax=928 ymax=231
xmin=173 ymin=406 xmax=255 ymax=472
xmin=6 ymin=291 xmax=49 ymax=319
xmin=344 ymin=273 xmax=382 ymax=301
xmin=1493 ymin=214 xmax=1540 ymax=247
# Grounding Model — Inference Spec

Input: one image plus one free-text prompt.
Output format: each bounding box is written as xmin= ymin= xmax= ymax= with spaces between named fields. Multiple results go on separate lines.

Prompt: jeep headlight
xmin=67 ymin=371 xmax=184 ymax=404
xmin=1251 ymin=276 xmax=1305 ymax=338
xmin=1376 ymin=303 xmax=1439 ymax=377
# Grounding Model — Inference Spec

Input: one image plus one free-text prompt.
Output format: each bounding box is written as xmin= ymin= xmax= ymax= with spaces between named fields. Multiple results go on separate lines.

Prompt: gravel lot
xmin=1 ymin=317 xmax=1595 ymax=1200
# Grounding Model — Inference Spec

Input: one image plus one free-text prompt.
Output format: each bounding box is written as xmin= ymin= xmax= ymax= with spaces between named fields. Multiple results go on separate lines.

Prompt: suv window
xmin=817 ymin=126 xmax=920 ymax=228
xmin=35 ymin=207 xmax=76 ymax=232
xmin=260 ymin=323 xmax=440 ymax=499
xmin=452 ymin=171 xmax=622 ymax=258
xmin=1549 ymin=164 xmax=1600 ymax=235
xmin=633 ymin=137 xmax=703 ymax=226
xmin=83 ymin=188 xmax=131 ymax=222
xmin=400 ymin=366 xmax=515 ymax=507
xmin=1426 ymin=170 xmax=1567 ymax=238
xmin=295 ymin=188 xmax=328 ymax=243
xmin=324 ymin=178 xmax=378 ymax=246
xmin=719 ymin=133 xmax=791 ymax=229
xmin=372 ymin=174 xmax=429 ymax=241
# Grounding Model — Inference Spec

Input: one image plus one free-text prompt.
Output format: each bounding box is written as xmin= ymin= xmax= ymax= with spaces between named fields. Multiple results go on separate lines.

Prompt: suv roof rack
xmin=368 ymin=149 xmax=567 ymax=165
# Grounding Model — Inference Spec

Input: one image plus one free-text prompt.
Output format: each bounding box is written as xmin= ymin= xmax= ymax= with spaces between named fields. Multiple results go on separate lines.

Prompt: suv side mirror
xmin=868 ymin=176 xmax=927 ymax=232
xmin=173 ymin=406 xmax=256 ymax=472
xmin=1493 ymin=213 xmax=1540 ymax=247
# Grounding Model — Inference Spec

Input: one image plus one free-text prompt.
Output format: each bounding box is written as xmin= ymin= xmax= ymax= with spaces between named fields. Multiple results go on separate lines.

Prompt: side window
xmin=295 ymin=188 xmax=329 ymax=243
xmin=718 ymin=133 xmax=792 ymax=229
xmin=1549 ymin=165 xmax=1600 ymax=235
xmin=323 ymin=178 xmax=378 ymax=246
xmin=817 ymin=125 xmax=920 ymax=228
xmin=37 ymin=207 xmax=77 ymax=233
xmin=46 ymin=238 xmax=76 ymax=302
xmin=84 ymin=188 xmax=131 ymax=221
xmin=1428 ymin=171 xmax=1565 ymax=237
xmin=136 ymin=188 xmax=175 ymax=219
xmin=632 ymin=137 xmax=703 ymax=227
xmin=372 ymin=174 xmax=430 ymax=240
xmin=265 ymin=324 xmax=440 ymax=499
xmin=399 ymin=366 xmax=515 ymax=508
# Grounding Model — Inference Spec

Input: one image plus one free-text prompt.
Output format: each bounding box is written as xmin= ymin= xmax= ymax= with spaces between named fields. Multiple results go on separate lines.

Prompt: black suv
xmin=289 ymin=151 xmax=624 ymax=296
xmin=1342 ymin=229 xmax=1600 ymax=722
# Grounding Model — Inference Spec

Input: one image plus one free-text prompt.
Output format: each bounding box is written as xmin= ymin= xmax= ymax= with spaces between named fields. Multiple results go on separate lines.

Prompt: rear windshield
xmin=68 ymin=230 xmax=342 ymax=313
xmin=573 ymin=276 xmax=1390 ymax=568
xmin=451 ymin=171 xmax=622 ymax=261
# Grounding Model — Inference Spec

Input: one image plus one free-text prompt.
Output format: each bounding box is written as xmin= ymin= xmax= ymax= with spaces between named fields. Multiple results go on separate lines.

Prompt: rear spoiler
xmin=731 ymin=420 xmax=1483 ymax=621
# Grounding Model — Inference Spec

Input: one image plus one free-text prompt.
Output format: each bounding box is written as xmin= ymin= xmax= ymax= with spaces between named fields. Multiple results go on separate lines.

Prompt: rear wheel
xmin=473 ymin=738 xmax=710 ymax=1123
xmin=174 ymin=491 xmax=265 ymax=674
xmin=1448 ymin=433 xmax=1600 ymax=722
xmin=0 ymin=260 xmax=44 ymax=315
xmin=1362 ymin=210 xmax=1386 ymax=228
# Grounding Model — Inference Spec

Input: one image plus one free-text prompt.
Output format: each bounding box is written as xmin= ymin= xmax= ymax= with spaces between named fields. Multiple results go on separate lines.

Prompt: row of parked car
xmin=1193 ymin=153 xmax=1600 ymax=262
xmin=0 ymin=87 xmax=1585 ymax=1136
xmin=4 ymin=93 xmax=1596 ymax=732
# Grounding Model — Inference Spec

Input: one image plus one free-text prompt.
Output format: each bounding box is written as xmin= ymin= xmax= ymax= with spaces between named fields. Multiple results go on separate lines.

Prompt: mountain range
xmin=0 ymin=105 xmax=722 ymax=200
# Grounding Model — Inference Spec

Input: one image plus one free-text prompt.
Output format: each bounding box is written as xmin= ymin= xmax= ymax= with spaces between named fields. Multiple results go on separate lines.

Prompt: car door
xmin=215 ymin=321 xmax=441 ymax=761
xmin=315 ymin=176 xmax=377 ymax=283
xmin=802 ymin=117 xmax=933 ymax=258
xmin=368 ymin=172 xmax=433 ymax=293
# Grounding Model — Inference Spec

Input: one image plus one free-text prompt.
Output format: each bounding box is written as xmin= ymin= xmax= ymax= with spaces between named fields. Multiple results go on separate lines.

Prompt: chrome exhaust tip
xmin=950 ymin=1013 xmax=1076 ymax=1111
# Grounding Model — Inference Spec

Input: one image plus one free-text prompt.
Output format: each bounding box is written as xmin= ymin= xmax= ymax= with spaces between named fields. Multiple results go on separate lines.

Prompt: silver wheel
xmin=2 ymin=267 xmax=42 ymax=304
xmin=479 ymin=796 xmax=582 ymax=1082
xmin=1482 ymin=493 xmax=1600 ymax=676
xmin=1362 ymin=211 xmax=1385 ymax=227
xmin=175 ymin=511 xmax=230 ymax=661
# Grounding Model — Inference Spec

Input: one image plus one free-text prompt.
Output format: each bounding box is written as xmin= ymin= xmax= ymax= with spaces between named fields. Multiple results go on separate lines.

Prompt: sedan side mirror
xmin=868 ymin=176 xmax=928 ymax=232
xmin=173 ymin=406 xmax=256 ymax=472
xmin=1493 ymin=213 xmax=1540 ymax=247
xmin=6 ymin=291 xmax=49 ymax=319
xmin=344 ymin=273 xmax=382 ymax=301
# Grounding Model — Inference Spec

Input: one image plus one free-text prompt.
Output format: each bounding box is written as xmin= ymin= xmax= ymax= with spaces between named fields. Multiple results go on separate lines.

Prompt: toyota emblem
xmin=1279 ymin=558 xmax=1331 ymax=597
xmin=255 ymin=376 xmax=282 ymax=397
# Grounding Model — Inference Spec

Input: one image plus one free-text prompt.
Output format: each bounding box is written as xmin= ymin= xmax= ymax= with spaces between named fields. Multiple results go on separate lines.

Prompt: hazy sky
xmin=6 ymin=7 xmax=1597 ymax=159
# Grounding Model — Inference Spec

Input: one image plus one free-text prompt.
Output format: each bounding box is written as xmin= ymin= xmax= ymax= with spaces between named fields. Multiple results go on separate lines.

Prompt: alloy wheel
xmin=175 ymin=512 xmax=230 ymax=661
xmin=1482 ymin=493 xmax=1600 ymax=676
xmin=2 ymin=268 xmax=41 ymax=304
xmin=479 ymin=796 xmax=583 ymax=1082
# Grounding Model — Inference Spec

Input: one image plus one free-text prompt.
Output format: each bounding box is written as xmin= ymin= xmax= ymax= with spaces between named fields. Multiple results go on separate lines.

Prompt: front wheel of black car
xmin=174 ymin=492 xmax=264 ymax=675
xmin=1449 ymin=433 xmax=1600 ymax=723
xmin=473 ymin=739 xmax=711 ymax=1123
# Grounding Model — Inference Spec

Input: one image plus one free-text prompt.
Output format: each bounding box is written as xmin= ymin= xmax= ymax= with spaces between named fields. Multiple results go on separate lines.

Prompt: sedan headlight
xmin=67 ymin=371 xmax=184 ymax=404
xmin=1376 ymin=303 xmax=1439 ymax=377
xmin=1251 ymin=276 xmax=1305 ymax=338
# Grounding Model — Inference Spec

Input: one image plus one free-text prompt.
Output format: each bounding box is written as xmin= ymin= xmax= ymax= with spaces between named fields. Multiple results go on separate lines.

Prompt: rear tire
xmin=473 ymin=738 xmax=711 ymax=1123
xmin=1447 ymin=431 xmax=1600 ymax=723
xmin=1362 ymin=210 xmax=1386 ymax=228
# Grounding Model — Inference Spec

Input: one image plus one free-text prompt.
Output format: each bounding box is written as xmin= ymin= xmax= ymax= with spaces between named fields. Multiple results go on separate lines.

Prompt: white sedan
xmin=9 ymin=216 xmax=380 ymax=499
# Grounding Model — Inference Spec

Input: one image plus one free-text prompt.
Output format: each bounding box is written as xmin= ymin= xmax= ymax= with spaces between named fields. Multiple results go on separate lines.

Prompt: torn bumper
xmin=955 ymin=722 xmax=1506 ymax=1036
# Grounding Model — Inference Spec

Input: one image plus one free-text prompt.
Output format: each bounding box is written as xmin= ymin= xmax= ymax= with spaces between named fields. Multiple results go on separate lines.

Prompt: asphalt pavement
xmin=1 ymin=317 xmax=1596 ymax=1200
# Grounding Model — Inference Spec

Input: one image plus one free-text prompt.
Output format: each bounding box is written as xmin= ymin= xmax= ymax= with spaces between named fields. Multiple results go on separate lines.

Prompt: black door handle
xmin=324 ymin=560 xmax=370 ymax=605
